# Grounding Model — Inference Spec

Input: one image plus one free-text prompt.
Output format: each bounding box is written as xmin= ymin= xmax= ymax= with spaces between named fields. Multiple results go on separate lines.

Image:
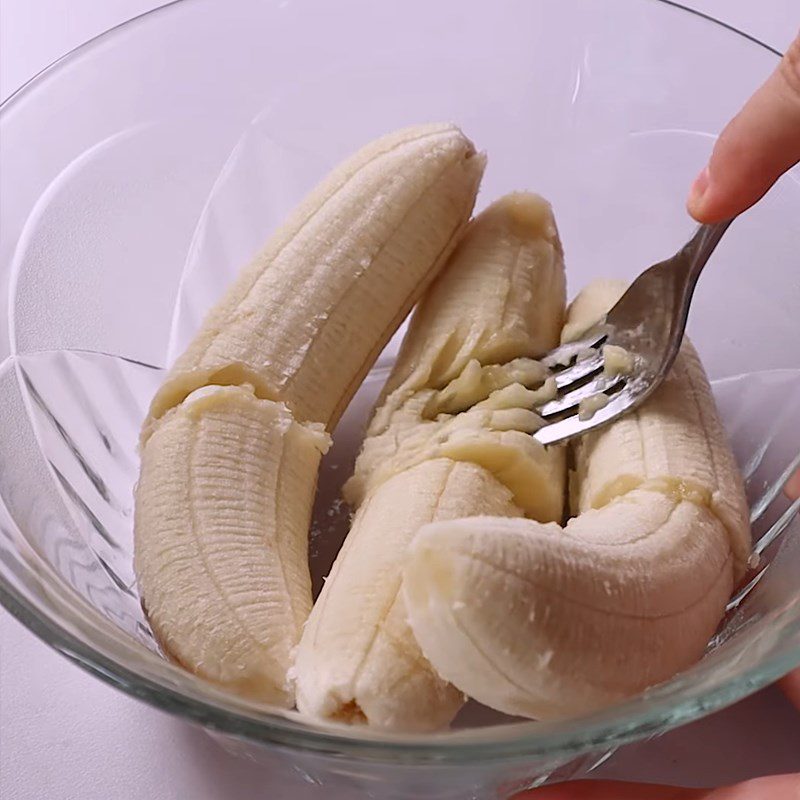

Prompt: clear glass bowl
xmin=1 ymin=1 xmax=799 ymax=798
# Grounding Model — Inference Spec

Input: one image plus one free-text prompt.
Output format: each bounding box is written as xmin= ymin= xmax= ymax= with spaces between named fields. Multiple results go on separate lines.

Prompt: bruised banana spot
xmin=331 ymin=700 xmax=368 ymax=725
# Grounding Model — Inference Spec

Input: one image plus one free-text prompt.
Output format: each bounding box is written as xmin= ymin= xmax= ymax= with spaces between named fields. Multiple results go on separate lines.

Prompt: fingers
xmin=780 ymin=669 xmax=800 ymax=710
xmin=710 ymin=776 xmax=800 ymax=799
xmin=513 ymin=781 xmax=696 ymax=798
xmin=778 ymin=472 xmax=800 ymax=708
xmin=514 ymin=775 xmax=800 ymax=799
xmin=784 ymin=468 xmax=800 ymax=501
xmin=687 ymin=31 xmax=800 ymax=223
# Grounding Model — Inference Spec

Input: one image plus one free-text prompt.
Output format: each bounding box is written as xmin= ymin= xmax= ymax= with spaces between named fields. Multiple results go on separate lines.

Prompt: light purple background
xmin=1 ymin=3 xmax=798 ymax=799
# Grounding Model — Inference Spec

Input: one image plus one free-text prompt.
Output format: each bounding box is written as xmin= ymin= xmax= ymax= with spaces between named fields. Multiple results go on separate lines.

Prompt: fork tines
xmin=537 ymin=325 xmax=630 ymax=420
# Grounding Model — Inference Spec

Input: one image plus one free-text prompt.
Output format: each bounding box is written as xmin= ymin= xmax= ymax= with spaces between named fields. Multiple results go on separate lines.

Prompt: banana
xmin=295 ymin=459 xmax=522 ymax=729
xmin=346 ymin=193 xmax=567 ymax=523
xmin=143 ymin=123 xmax=485 ymax=436
xmin=402 ymin=279 xmax=751 ymax=720
xmin=559 ymin=278 xmax=626 ymax=344
xmin=134 ymin=123 xmax=485 ymax=704
xmin=294 ymin=193 xmax=567 ymax=729
xmin=135 ymin=386 xmax=329 ymax=702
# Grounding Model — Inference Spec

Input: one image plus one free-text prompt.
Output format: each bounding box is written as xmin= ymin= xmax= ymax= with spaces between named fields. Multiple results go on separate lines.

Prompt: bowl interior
xmin=1 ymin=0 xmax=799 ymax=765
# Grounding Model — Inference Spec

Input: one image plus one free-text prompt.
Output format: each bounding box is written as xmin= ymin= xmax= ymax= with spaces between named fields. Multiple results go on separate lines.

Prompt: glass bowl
xmin=1 ymin=1 xmax=798 ymax=798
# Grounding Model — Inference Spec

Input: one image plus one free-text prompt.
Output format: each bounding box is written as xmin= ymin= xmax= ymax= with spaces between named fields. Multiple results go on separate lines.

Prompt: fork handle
xmin=679 ymin=219 xmax=734 ymax=284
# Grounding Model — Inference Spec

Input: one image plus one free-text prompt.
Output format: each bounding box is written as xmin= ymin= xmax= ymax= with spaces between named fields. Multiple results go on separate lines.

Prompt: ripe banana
xmin=295 ymin=459 xmax=521 ymax=729
xmin=135 ymin=386 xmax=329 ymax=700
xmin=143 ymin=123 xmax=485 ymax=435
xmin=402 ymin=279 xmax=751 ymax=720
xmin=134 ymin=123 xmax=485 ymax=704
xmin=294 ymin=193 xmax=567 ymax=729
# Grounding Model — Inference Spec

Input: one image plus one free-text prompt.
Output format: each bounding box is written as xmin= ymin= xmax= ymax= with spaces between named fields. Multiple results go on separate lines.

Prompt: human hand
xmin=686 ymin=30 xmax=800 ymax=222
xmin=515 ymin=774 xmax=800 ymax=798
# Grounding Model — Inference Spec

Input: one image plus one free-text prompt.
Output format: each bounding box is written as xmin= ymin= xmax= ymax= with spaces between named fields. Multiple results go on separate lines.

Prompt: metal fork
xmin=532 ymin=220 xmax=733 ymax=446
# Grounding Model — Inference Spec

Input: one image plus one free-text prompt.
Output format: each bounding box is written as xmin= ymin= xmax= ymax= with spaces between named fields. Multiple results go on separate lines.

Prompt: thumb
xmin=513 ymin=781 xmax=696 ymax=798
xmin=514 ymin=775 xmax=800 ymax=799
xmin=784 ymin=467 xmax=800 ymax=501
xmin=687 ymin=31 xmax=800 ymax=223
xmin=780 ymin=668 xmax=800 ymax=710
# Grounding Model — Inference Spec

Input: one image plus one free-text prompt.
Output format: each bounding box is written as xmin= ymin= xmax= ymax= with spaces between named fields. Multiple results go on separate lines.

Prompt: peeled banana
xmin=134 ymin=123 xmax=485 ymax=704
xmin=402 ymin=280 xmax=751 ymax=720
xmin=294 ymin=193 xmax=567 ymax=729
xmin=135 ymin=387 xmax=329 ymax=700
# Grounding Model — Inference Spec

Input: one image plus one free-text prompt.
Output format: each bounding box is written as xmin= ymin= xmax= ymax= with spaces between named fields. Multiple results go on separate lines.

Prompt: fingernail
xmin=687 ymin=166 xmax=710 ymax=214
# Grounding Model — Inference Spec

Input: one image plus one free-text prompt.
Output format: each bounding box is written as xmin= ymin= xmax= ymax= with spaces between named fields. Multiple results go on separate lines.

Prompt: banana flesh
xmin=143 ymin=123 xmax=486 ymax=436
xmin=403 ymin=489 xmax=734 ymax=719
xmin=294 ymin=459 xmax=521 ymax=730
xmin=134 ymin=124 xmax=485 ymax=704
xmin=403 ymin=279 xmax=751 ymax=720
xmin=376 ymin=191 xmax=566 ymax=404
xmin=346 ymin=193 xmax=567 ymax=523
xmin=574 ymin=342 xmax=751 ymax=574
xmin=294 ymin=193 xmax=567 ymax=729
xmin=135 ymin=386 xmax=328 ymax=704
xmin=559 ymin=278 xmax=625 ymax=344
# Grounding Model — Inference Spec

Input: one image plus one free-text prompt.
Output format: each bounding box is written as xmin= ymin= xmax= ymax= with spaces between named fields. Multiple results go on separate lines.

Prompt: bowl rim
xmin=0 ymin=0 xmax=784 ymax=116
xmin=0 ymin=0 xmax=797 ymax=766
